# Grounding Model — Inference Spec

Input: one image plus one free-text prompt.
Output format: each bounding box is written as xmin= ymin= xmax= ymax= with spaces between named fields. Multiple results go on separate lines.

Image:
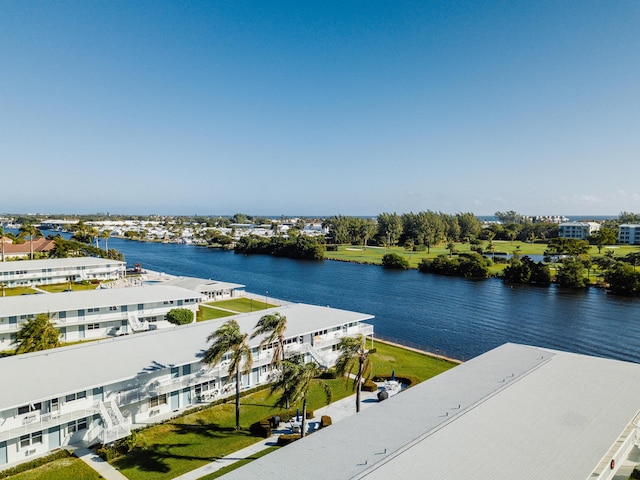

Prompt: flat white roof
xmin=0 ymin=257 xmax=125 ymax=274
xmin=223 ymin=343 xmax=640 ymax=480
xmin=159 ymin=276 xmax=245 ymax=292
xmin=0 ymin=304 xmax=373 ymax=410
xmin=0 ymin=286 xmax=204 ymax=318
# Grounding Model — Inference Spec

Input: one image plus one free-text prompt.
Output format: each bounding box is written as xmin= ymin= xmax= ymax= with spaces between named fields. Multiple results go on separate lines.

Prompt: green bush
xmin=320 ymin=415 xmax=332 ymax=428
xmin=165 ymin=308 xmax=195 ymax=325
xmin=381 ymin=253 xmax=409 ymax=269
xmin=277 ymin=434 xmax=301 ymax=446
xmin=319 ymin=370 xmax=337 ymax=379
xmin=630 ymin=467 xmax=640 ymax=479
xmin=362 ymin=379 xmax=378 ymax=392
xmin=250 ymin=420 xmax=272 ymax=438
xmin=0 ymin=449 xmax=71 ymax=479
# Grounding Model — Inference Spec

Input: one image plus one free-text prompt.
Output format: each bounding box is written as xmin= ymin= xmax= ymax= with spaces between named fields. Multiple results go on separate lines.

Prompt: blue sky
xmin=1 ymin=1 xmax=639 ymax=217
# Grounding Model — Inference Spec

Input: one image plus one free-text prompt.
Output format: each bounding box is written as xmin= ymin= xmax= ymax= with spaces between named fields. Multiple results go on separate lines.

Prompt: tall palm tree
xmin=252 ymin=312 xmax=289 ymax=406
xmin=100 ymin=230 xmax=111 ymax=255
xmin=0 ymin=225 xmax=6 ymax=262
xmin=270 ymin=358 xmax=331 ymax=438
xmin=335 ymin=334 xmax=372 ymax=413
xmin=14 ymin=313 xmax=61 ymax=353
xmin=19 ymin=223 xmax=43 ymax=260
xmin=202 ymin=319 xmax=253 ymax=430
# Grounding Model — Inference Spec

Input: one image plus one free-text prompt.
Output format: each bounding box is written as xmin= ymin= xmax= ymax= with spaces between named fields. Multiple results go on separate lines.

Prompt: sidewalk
xmin=173 ymin=387 xmax=384 ymax=480
xmin=75 ymin=448 xmax=129 ymax=480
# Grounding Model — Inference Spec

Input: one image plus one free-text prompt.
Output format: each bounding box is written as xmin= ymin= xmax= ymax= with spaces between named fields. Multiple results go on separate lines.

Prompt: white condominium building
xmin=0 ymin=257 xmax=125 ymax=288
xmin=0 ymin=286 xmax=205 ymax=348
xmin=0 ymin=304 xmax=374 ymax=469
xmin=557 ymin=221 xmax=600 ymax=240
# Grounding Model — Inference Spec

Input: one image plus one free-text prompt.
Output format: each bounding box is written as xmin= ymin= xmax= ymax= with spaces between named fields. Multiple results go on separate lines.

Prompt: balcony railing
xmin=0 ymin=407 xmax=98 ymax=442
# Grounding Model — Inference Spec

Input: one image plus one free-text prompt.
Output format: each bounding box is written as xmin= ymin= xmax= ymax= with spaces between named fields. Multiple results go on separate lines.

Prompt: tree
xmin=269 ymin=358 xmax=331 ymax=438
xmin=376 ymin=213 xmax=403 ymax=247
xmin=14 ymin=313 xmax=61 ymax=353
xmin=165 ymin=308 xmax=195 ymax=325
xmin=18 ymin=223 xmax=43 ymax=260
xmin=588 ymin=227 xmax=617 ymax=253
xmin=381 ymin=253 xmax=409 ymax=269
xmin=556 ymin=258 xmax=589 ymax=288
xmin=202 ymin=320 xmax=253 ymax=430
xmin=0 ymin=225 xmax=6 ymax=262
xmin=100 ymin=230 xmax=112 ymax=254
xmin=446 ymin=241 xmax=456 ymax=258
xmin=335 ymin=335 xmax=372 ymax=413
xmin=252 ymin=312 xmax=288 ymax=405
xmin=604 ymin=263 xmax=640 ymax=296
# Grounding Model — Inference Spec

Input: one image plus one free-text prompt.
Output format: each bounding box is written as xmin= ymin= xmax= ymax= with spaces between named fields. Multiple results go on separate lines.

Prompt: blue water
xmin=100 ymin=237 xmax=640 ymax=364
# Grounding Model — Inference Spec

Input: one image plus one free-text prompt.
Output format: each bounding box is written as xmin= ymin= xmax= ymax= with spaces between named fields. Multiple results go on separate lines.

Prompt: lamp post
xmin=265 ymin=291 xmax=268 ymax=307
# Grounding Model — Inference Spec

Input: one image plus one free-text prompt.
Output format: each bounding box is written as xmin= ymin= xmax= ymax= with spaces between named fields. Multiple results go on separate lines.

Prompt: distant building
xmin=224 ymin=343 xmax=640 ymax=480
xmin=0 ymin=257 xmax=125 ymax=288
xmin=0 ymin=238 xmax=55 ymax=260
xmin=0 ymin=304 xmax=373 ymax=469
xmin=558 ymin=221 xmax=600 ymax=240
xmin=618 ymin=224 xmax=640 ymax=245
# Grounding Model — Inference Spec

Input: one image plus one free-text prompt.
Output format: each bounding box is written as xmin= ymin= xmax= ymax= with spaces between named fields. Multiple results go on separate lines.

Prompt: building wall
xmin=618 ymin=224 xmax=640 ymax=245
xmin=0 ymin=261 xmax=125 ymax=288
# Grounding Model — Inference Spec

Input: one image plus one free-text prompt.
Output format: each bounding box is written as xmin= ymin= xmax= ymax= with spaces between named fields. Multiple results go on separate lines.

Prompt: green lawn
xmin=38 ymin=282 xmax=99 ymax=293
xmin=198 ymin=447 xmax=279 ymax=479
xmin=4 ymin=456 xmax=101 ymax=480
xmin=206 ymin=298 xmax=276 ymax=313
xmin=110 ymin=342 xmax=455 ymax=480
xmin=1 ymin=286 xmax=38 ymax=296
xmin=197 ymin=306 xmax=237 ymax=321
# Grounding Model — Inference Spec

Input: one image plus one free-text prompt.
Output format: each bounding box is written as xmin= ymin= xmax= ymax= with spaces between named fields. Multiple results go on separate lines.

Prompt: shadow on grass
xmin=172 ymin=419 xmax=245 ymax=439
xmin=112 ymin=441 xmax=224 ymax=474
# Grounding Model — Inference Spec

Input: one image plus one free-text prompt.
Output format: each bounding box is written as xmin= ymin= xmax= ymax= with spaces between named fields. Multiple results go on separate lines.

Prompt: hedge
xmin=0 ymin=449 xmax=71 ymax=479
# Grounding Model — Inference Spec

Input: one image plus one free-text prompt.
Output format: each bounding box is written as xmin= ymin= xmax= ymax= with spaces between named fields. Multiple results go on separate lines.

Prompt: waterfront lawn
xmin=197 ymin=306 xmax=236 ymax=321
xmin=112 ymin=380 xmax=351 ymax=480
xmin=369 ymin=340 xmax=457 ymax=382
xmin=207 ymin=298 xmax=275 ymax=313
xmin=38 ymin=282 xmax=99 ymax=293
xmin=5 ymin=456 xmax=101 ymax=480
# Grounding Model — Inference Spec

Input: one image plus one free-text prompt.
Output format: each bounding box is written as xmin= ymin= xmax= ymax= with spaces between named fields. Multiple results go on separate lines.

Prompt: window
xmin=18 ymin=403 xmax=41 ymax=415
xmin=87 ymin=307 xmax=100 ymax=313
xmin=67 ymin=418 xmax=88 ymax=433
xmin=65 ymin=391 xmax=87 ymax=402
xmin=149 ymin=394 xmax=167 ymax=408
xmin=19 ymin=431 xmax=42 ymax=449
xmin=87 ymin=323 xmax=100 ymax=330
xmin=109 ymin=306 xmax=118 ymax=311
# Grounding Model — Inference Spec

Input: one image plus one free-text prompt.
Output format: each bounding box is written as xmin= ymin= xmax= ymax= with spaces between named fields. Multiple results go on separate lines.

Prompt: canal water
xmin=104 ymin=237 xmax=640 ymax=364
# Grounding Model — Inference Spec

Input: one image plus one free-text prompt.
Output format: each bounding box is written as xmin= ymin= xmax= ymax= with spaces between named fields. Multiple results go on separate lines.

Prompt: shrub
xmin=277 ymin=434 xmax=301 ymax=446
xmin=382 ymin=253 xmax=409 ymax=269
xmin=0 ymin=450 xmax=71 ymax=479
xmin=630 ymin=467 xmax=640 ymax=479
xmin=320 ymin=415 xmax=332 ymax=428
xmin=250 ymin=420 xmax=272 ymax=438
xmin=362 ymin=379 xmax=378 ymax=392
xmin=319 ymin=370 xmax=337 ymax=379
xmin=165 ymin=308 xmax=195 ymax=325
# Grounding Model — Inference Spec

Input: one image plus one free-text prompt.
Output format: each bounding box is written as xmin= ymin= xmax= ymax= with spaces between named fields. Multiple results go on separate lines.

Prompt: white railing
xmin=127 ymin=313 xmax=145 ymax=332
xmin=0 ymin=407 xmax=98 ymax=442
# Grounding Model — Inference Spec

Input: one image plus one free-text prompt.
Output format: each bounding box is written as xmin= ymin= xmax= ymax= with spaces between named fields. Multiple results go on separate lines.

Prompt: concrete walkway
xmin=173 ymin=387 xmax=385 ymax=480
xmin=75 ymin=448 xmax=129 ymax=480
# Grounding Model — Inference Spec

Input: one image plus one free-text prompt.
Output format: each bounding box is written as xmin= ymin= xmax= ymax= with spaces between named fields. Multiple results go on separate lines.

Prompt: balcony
xmin=0 ymin=407 xmax=98 ymax=442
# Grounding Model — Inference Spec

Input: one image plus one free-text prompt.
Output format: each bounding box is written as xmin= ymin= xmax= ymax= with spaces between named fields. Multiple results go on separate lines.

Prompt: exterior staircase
xmin=98 ymin=401 xmax=131 ymax=444
xmin=127 ymin=313 xmax=146 ymax=332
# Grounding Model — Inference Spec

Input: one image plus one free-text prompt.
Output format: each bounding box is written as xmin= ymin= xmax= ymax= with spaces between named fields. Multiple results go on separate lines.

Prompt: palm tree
xmin=14 ymin=313 xmax=61 ymax=353
xmin=88 ymin=227 xmax=100 ymax=249
xmin=0 ymin=225 xmax=6 ymax=262
xmin=100 ymin=230 xmax=111 ymax=255
xmin=270 ymin=358 xmax=331 ymax=438
xmin=252 ymin=312 xmax=289 ymax=406
xmin=202 ymin=319 xmax=253 ymax=430
xmin=335 ymin=334 xmax=372 ymax=413
xmin=18 ymin=223 xmax=43 ymax=260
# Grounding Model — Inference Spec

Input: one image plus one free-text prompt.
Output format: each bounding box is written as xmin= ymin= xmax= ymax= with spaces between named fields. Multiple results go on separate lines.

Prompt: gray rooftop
xmin=222 ymin=343 xmax=640 ymax=480
xmin=0 ymin=256 xmax=125 ymax=274
xmin=0 ymin=285 xmax=205 ymax=317
xmin=0 ymin=303 xmax=373 ymax=410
